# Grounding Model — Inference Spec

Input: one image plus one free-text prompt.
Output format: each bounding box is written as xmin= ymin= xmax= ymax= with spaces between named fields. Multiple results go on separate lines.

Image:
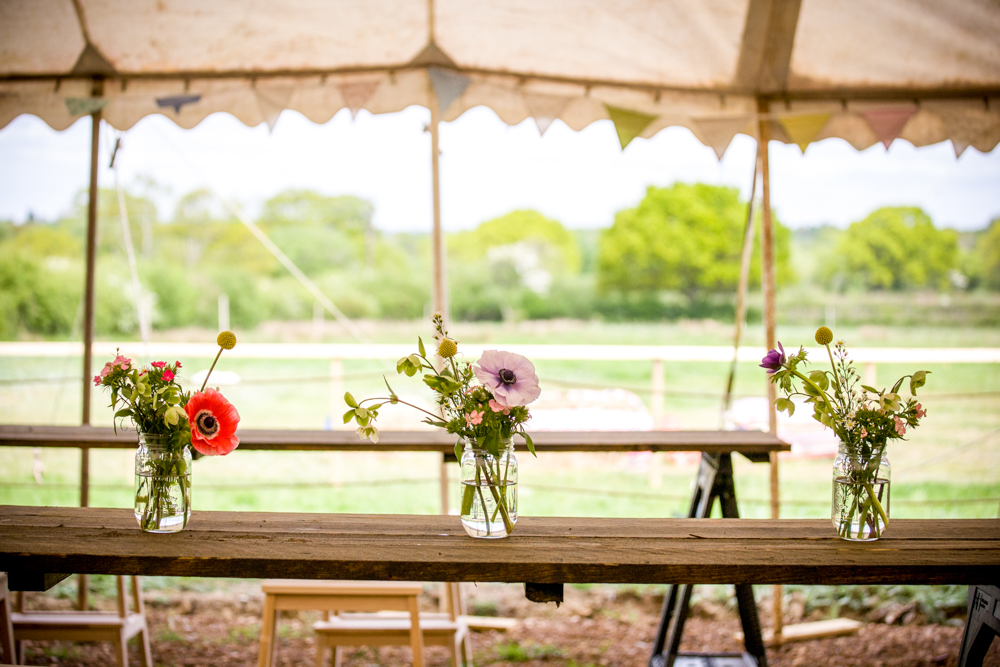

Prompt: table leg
xmin=258 ymin=593 xmax=277 ymax=667
xmin=649 ymin=453 xmax=768 ymax=667
xmin=408 ymin=595 xmax=424 ymax=667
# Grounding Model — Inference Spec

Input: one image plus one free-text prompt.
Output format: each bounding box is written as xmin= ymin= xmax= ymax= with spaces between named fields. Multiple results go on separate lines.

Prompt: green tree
xmin=449 ymin=209 xmax=581 ymax=274
xmin=975 ymin=218 xmax=1000 ymax=290
xmin=596 ymin=183 xmax=792 ymax=299
xmin=826 ymin=207 xmax=958 ymax=290
xmin=258 ymin=190 xmax=375 ymax=273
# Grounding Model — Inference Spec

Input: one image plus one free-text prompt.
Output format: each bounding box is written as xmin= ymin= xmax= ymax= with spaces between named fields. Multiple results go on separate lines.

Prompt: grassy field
xmin=1 ymin=320 xmax=998 ymax=520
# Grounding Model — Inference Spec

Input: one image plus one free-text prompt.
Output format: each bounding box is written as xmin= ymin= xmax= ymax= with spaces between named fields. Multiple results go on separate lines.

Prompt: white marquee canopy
xmin=2 ymin=0 xmax=1000 ymax=153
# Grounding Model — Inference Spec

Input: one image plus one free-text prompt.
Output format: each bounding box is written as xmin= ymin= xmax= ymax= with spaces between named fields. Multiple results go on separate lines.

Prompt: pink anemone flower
xmin=474 ymin=350 xmax=541 ymax=408
xmin=185 ymin=388 xmax=240 ymax=456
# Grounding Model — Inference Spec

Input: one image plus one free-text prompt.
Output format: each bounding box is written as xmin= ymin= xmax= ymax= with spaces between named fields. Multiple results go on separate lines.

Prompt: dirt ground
xmin=13 ymin=582 xmax=1000 ymax=667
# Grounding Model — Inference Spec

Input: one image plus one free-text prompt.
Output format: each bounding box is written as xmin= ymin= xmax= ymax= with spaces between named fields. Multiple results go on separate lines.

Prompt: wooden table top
xmin=0 ymin=425 xmax=789 ymax=457
xmin=1 ymin=506 xmax=995 ymax=587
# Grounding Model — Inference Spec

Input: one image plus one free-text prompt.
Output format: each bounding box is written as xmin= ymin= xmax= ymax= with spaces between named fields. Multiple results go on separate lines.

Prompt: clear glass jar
xmin=459 ymin=437 xmax=518 ymax=538
xmin=134 ymin=433 xmax=192 ymax=533
xmin=832 ymin=441 xmax=890 ymax=541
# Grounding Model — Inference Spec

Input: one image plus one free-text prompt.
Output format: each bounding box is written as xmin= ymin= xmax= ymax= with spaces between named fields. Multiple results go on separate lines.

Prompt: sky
xmin=1 ymin=105 xmax=998 ymax=233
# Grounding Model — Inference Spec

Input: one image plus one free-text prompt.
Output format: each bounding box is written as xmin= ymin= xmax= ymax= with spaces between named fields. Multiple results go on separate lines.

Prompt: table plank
xmin=1 ymin=507 xmax=995 ymax=587
xmin=0 ymin=425 xmax=789 ymax=454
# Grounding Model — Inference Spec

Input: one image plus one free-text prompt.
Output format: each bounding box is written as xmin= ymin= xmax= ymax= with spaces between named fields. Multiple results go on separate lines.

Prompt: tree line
xmin=1 ymin=182 xmax=997 ymax=338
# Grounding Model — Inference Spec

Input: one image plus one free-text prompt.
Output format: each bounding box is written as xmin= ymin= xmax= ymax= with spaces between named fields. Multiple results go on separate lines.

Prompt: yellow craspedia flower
xmin=437 ymin=338 xmax=458 ymax=358
xmin=815 ymin=326 xmax=833 ymax=346
xmin=217 ymin=331 xmax=237 ymax=350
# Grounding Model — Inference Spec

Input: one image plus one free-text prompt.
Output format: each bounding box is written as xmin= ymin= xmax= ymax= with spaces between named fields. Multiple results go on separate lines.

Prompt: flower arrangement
xmin=346 ymin=314 xmax=540 ymax=537
xmin=761 ymin=326 xmax=929 ymax=539
xmin=95 ymin=331 xmax=240 ymax=531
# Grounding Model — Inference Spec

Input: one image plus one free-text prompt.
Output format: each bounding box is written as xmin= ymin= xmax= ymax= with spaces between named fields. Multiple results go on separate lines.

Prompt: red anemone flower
xmin=185 ymin=388 xmax=240 ymax=456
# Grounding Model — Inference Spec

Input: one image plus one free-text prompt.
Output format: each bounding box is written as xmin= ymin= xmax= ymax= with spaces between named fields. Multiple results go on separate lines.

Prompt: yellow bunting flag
xmin=605 ymin=104 xmax=657 ymax=150
xmin=778 ymin=113 xmax=831 ymax=153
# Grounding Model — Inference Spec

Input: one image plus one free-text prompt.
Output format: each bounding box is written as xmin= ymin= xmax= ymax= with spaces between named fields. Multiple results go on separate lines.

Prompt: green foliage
xmin=975 ymin=217 xmax=1000 ymax=290
xmin=0 ymin=250 xmax=80 ymax=337
xmin=824 ymin=207 xmax=958 ymax=290
xmin=596 ymin=183 xmax=793 ymax=299
xmin=450 ymin=209 xmax=581 ymax=273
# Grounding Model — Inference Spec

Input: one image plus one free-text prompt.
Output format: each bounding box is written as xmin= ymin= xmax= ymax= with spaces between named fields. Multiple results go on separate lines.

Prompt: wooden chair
xmin=0 ymin=574 xmax=17 ymax=665
xmin=12 ymin=575 xmax=151 ymax=667
xmin=312 ymin=582 xmax=472 ymax=667
xmin=259 ymin=580 xmax=426 ymax=667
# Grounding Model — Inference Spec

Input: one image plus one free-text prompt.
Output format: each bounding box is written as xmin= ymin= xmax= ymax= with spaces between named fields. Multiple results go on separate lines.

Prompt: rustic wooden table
xmin=0 ymin=425 xmax=787 ymax=459
xmin=1 ymin=507 xmax=996 ymax=587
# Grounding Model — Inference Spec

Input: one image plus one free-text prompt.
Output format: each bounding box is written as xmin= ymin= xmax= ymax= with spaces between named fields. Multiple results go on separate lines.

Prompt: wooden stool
xmin=0 ymin=574 xmax=17 ymax=665
xmin=12 ymin=575 xmax=151 ymax=667
xmin=313 ymin=582 xmax=472 ymax=667
xmin=259 ymin=580 xmax=425 ymax=667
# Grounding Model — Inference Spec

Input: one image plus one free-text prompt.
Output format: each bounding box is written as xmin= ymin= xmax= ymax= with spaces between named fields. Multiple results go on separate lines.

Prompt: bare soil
xmin=13 ymin=582 xmax=1000 ymax=667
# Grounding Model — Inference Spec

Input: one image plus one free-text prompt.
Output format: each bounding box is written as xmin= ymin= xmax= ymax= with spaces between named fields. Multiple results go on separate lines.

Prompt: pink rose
xmin=162 ymin=370 xmax=175 ymax=381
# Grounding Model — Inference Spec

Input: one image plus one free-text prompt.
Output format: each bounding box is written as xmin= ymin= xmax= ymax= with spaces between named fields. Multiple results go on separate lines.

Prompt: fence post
xmin=329 ymin=358 xmax=343 ymax=488
xmin=864 ymin=362 xmax=877 ymax=388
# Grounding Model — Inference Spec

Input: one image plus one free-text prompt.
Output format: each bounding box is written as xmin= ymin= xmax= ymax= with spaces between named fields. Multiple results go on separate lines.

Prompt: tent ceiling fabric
xmin=1 ymin=0 xmax=999 ymax=152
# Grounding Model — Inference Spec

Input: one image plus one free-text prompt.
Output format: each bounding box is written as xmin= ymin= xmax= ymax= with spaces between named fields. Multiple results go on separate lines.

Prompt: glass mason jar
xmin=832 ymin=442 xmax=890 ymax=541
xmin=134 ymin=433 xmax=192 ymax=533
xmin=459 ymin=437 xmax=518 ymax=538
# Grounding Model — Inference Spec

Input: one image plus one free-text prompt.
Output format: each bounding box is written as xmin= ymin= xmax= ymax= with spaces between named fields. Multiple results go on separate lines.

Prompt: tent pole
xmin=429 ymin=100 xmax=447 ymax=319
xmin=78 ymin=79 xmax=103 ymax=613
xmin=757 ymin=98 xmax=782 ymax=643
xmin=720 ymin=154 xmax=760 ymax=427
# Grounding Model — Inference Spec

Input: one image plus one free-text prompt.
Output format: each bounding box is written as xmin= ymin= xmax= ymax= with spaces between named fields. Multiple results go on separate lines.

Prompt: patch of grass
xmin=495 ymin=640 xmax=565 ymax=662
xmin=470 ymin=599 xmax=499 ymax=617
xmin=156 ymin=628 xmax=184 ymax=642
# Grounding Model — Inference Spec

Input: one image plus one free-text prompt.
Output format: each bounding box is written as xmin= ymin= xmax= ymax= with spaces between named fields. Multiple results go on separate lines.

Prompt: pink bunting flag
xmin=861 ymin=108 xmax=916 ymax=149
xmin=523 ymin=92 xmax=571 ymax=136
xmin=340 ymin=79 xmax=381 ymax=119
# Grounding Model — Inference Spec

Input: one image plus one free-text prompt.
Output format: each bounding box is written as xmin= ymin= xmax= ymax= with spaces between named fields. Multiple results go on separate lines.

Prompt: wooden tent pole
xmin=78 ymin=79 xmax=103 ymax=613
xmin=757 ymin=98 xmax=782 ymax=643
xmin=429 ymin=100 xmax=447 ymax=319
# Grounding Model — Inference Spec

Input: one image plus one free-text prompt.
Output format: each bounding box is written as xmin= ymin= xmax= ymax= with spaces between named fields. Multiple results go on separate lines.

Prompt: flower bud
xmin=217 ymin=331 xmax=237 ymax=350
xmin=437 ymin=338 xmax=458 ymax=358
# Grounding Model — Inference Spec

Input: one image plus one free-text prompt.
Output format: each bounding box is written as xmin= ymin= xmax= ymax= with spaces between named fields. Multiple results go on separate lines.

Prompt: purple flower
xmin=474 ymin=350 xmax=541 ymax=408
xmin=759 ymin=342 xmax=786 ymax=374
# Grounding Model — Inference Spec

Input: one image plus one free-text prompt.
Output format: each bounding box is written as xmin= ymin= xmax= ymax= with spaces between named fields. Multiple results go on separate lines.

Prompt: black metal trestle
xmin=648 ymin=452 xmax=768 ymax=667
xmin=958 ymin=585 xmax=1000 ymax=667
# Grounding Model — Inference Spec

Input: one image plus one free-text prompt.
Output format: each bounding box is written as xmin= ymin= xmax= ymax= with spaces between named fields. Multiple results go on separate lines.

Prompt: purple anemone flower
xmin=474 ymin=350 xmax=541 ymax=408
xmin=760 ymin=342 xmax=786 ymax=374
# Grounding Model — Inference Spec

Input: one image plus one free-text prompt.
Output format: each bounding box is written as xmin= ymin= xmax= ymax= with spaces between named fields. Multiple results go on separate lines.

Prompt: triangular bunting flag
xmin=340 ymin=79 xmax=380 ymax=119
xmin=428 ymin=66 xmax=470 ymax=114
xmin=523 ymin=93 xmax=571 ymax=136
xmin=778 ymin=113 xmax=831 ymax=152
xmin=409 ymin=41 xmax=460 ymax=69
xmin=605 ymin=105 xmax=657 ymax=150
xmin=156 ymin=94 xmax=201 ymax=115
xmin=693 ymin=116 xmax=751 ymax=160
xmin=255 ymin=85 xmax=294 ymax=132
xmin=861 ymin=108 xmax=916 ymax=148
xmin=953 ymin=139 xmax=969 ymax=158
xmin=71 ymin=43 xmax=116 ymax=75
xmin=65 ymin=97 xmax=108 ymax=116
